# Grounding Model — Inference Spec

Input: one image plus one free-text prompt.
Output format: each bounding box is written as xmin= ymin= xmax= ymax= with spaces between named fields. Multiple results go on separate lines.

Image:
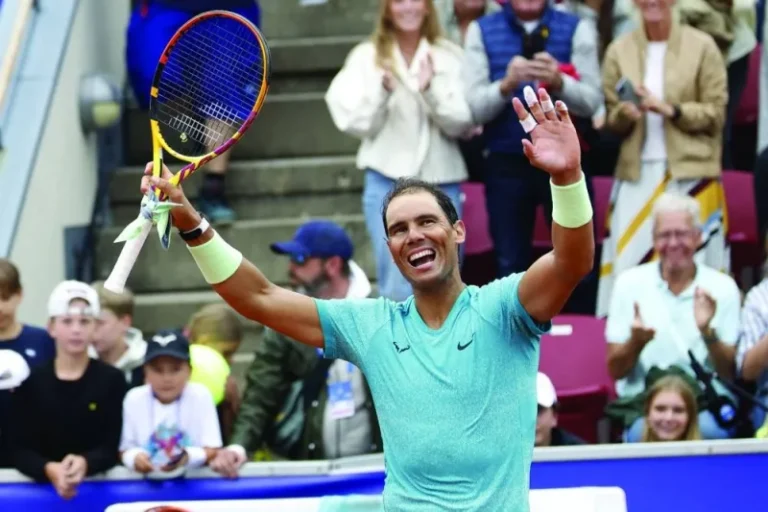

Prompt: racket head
xmin=148 ymin=10 xmax=271 ymax=172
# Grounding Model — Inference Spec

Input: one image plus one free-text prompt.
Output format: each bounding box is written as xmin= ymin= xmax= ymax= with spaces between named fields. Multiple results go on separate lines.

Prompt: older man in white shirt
xmin=605 ymin=192 xmax=741 ymax=441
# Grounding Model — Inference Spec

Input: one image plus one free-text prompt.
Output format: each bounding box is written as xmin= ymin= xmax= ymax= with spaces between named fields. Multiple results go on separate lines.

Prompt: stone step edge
xmin=113 ymin=154 xmax=357 ymax=177
xmin=99 ymin=213 xmax=366 ymax=236
xmin=268 ymin=35 xmax=365 ymax=47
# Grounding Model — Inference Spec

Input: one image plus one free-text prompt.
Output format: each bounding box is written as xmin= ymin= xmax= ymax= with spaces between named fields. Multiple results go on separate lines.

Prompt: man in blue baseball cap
xmin=270 ymin=220 xmax=359 ymax=298
xmin=213 ymin=219 xmax=380 ymax=473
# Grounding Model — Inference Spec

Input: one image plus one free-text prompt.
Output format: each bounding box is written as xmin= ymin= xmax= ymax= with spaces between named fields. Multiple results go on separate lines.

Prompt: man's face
xmin=385 ymin=192 xmax=464 ymax=291
xmin=0 ymin=291 xmax=21 ymax=333
xmin=509 ymin=0 xmax=547 ymax=20
xmin=454 ymin=0 xmax=487 ymax=15
xmin=535 ymin=405 xmax=558 ymax=446
xmin=288 ymin=257 xmax=333 ymax=298
xmin=634 ymin=0 xmax=673 ymax=24
xmin=48 ymin=299 xmax=96 ymax=355
xmin=653 ymin=210 xmax=699 ymax=273
xmin=92 ymin=309 xmax=130 ymax=355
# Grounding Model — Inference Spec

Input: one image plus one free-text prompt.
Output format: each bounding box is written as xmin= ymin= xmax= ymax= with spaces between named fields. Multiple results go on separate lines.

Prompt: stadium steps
xmin=121 ymin=92 xmax=358 ymax=163
xmin=96 ymin=11 xmax=379 ymax=381
xmin=108 ymin=156 xmax=363 ymax=226
xmin=95 ymin=214 xmax=374 ymax=294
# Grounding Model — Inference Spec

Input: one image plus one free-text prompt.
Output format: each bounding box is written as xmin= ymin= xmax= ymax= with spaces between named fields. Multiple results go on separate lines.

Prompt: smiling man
xmin=137 ymin=87 xmax=594 ymax=511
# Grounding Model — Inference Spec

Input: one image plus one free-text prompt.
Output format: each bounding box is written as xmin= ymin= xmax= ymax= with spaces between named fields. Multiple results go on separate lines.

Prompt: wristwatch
xmin=178 ymin=217 xmax=210 ymax=241
xmin=701 ymin=326 xmax=718 ymax=345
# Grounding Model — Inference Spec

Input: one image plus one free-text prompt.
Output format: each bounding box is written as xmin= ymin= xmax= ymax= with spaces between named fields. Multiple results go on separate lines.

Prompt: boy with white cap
xmin=8 ymin=281 xmax=127 ymax=500
xmin=535 ymin=372 xmax=586 ymax=447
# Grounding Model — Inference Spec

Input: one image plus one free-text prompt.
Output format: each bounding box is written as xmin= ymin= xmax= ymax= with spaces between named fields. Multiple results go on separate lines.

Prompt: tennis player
xmin=141 ymin=87 xmax=594 ymax=511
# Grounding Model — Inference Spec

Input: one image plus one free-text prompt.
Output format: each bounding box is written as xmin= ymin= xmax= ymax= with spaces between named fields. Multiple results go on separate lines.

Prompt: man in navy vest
xmin=462 ymin=0 xmax=601 ymax=280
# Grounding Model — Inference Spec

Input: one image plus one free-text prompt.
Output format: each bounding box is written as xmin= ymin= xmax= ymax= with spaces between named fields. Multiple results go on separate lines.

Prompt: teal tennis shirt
xmin=315 ymin=273 xmax=550 ymax=511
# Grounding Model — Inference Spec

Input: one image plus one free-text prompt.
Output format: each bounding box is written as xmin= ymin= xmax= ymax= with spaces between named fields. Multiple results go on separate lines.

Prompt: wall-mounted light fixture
xmin=79 ymin=73 xmax=121 ymax=134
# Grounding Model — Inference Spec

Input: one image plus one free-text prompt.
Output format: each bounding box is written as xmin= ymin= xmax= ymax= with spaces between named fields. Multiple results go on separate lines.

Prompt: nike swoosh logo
xmin=393 ymin=342 xmax=411 ymax=354
xmin=457 ymin=338 xmax=474 ymax=351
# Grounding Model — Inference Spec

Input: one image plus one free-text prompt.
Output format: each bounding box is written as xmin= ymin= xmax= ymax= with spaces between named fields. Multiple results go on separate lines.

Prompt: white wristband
xmin=179 ymin=217 xmax=211 ymax=241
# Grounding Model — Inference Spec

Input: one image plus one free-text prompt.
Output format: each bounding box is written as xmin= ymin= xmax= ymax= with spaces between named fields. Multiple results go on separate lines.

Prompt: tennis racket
xmin=104 ymin=10 xmax=271 ymax=294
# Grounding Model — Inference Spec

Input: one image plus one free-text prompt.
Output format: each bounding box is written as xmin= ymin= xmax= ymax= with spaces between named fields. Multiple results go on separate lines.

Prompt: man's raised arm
xmin=142 ymin=164 xmax=324 ymax=348
xmin=512 ymin=87 xmax=595 ymax=324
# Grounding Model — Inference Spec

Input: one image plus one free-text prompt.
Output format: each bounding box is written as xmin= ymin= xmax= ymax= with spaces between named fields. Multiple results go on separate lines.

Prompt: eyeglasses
xmin=290 ymin=254 xmax=309 ymax=265
xmin=654 ymin=229 xmax=694 ymax=242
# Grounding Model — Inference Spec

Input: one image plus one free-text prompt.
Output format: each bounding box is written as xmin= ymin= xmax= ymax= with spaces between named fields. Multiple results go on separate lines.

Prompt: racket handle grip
xmin=104 ymin=220 xmax=152 ymax=294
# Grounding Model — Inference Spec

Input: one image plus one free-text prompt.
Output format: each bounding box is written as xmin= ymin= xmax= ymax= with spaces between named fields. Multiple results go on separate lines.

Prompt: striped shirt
xmin=737 ymin=279 xmax=768 ymax=393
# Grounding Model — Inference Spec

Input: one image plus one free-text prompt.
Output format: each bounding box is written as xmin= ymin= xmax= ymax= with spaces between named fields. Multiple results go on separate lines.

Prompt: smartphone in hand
xmin=615 ymin=77 xmax=641 ymax=105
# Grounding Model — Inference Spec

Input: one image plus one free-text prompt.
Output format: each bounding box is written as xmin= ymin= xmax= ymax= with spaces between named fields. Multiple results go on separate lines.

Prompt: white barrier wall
xmin=105 ymin=487 xmax=628 ymax=512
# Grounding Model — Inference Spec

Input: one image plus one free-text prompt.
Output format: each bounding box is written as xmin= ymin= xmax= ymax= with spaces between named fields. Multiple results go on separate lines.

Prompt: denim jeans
xmin=624 ymin=410 xmax=735 ymax=442
xmin=362 ymin=169 xmax=463 ymax=301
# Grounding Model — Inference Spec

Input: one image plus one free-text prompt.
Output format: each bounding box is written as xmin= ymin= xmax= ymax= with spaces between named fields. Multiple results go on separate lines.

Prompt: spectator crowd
xmin=2 ymin=0 xmax=768 ymax=501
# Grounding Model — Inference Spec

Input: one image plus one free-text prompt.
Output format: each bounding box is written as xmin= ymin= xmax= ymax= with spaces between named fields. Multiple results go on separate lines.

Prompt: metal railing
xmin=0 ymin=0 xmax=38 ymax=149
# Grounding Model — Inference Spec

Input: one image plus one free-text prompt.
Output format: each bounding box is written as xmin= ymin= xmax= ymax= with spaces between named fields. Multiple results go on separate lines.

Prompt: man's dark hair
xmin=381 ymin=177 xmax=459 ymax=234
xmin=0 ymin=259 xmax=21 ymax=300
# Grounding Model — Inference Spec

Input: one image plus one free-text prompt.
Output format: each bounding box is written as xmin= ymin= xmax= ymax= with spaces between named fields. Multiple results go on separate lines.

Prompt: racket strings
xmin=155 ymin=15 xmax=266 ymax=156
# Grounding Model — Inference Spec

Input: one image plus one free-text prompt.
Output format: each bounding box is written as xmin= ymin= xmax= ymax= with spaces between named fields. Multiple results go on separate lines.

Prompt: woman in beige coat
xmin=596 ymin=0 xmax=729 ymax=316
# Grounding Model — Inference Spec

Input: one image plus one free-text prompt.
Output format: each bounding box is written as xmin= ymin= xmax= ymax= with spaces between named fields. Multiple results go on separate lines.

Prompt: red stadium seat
xmin=533 ymin=176 xmax=614 ymax=250
xmin=533 ymin=206 xmax=551 ymax=251
xmin=592 ymin=176 xmax=613 ymax=243
xmin=460 ymin=183 xmax=494 ymax=256
xmin=722 ymin=170 xmax=761 ymax=288
xmin=555 ymin=386 xmax=612 ymax=444
xmin=722 ymin=170 xmax=758 ymax=245
xmin=540 ymin=315 xmax=613 ymax=395
xmin=460 ymin=183 xmax=498 ymax=286
xmin=539 ymin=315 xmax=615 ymax=443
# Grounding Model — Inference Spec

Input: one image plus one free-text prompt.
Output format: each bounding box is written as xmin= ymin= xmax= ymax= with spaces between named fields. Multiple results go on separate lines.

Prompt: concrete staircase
xmin=95 ymin=1 xmax=380 ymax=378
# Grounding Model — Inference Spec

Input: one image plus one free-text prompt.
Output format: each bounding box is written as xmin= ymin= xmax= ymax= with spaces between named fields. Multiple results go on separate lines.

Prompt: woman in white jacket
xmin=325 ymin=0 xmax=474 ymax=302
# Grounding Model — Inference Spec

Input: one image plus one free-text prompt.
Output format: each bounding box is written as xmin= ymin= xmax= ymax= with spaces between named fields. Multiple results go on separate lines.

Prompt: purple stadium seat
xmin=722 ymin=170 xmax=758 ymax=245
xmin=533 ymin=206 xmax=551 ymax=251
xmin=533 ymin=175 xmax=614 ymax=250
xmin=460 ymin=183 xmax=494 ymax=256
xmin=592 ymin=176 xmax=613 ymax=243
xmin=722 ymin=170 xmax=761 ymax=288
xmin=539 ymin=315 xmax=615 ymax=443
xmin=733 ymin=45 xmax=761 ymax=126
